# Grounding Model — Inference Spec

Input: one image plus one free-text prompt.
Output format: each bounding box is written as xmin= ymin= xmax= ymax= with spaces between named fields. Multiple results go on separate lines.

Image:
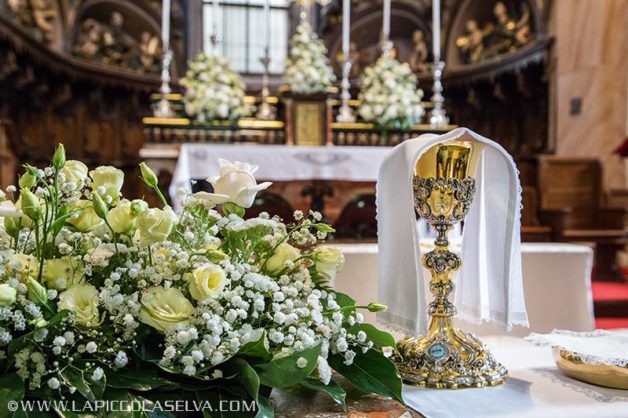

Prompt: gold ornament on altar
xmin=393 ymin=141 xmax=509 ymax=388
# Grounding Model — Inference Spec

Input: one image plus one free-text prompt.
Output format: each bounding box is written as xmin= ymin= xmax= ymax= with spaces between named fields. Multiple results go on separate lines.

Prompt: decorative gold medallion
xmin=393 ymin=141 xmax=508 ymax=389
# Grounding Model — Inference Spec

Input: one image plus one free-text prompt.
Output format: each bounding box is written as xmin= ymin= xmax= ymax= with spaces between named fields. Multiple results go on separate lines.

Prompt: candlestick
xmin=432 ymin=0 xmax=440 ymax=62
xmin=155 ymin=0 xmax=174 ymax=118
xmin=429 ymin=60 xmax=449 ymax=128
xmin=382 ymin=0 xmax=390 ymax=42
xmin=256 ymin=56 xmax=276 ymax=120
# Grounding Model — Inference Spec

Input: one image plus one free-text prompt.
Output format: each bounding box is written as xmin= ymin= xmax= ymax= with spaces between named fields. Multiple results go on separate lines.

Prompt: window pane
xmin=202 ymin=1 xmax=288 ymax=74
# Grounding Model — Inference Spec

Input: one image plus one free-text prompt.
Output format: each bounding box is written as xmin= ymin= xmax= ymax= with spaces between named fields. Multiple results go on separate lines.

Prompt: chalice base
xmin=394 ymin=318 xmax=508 ymax=389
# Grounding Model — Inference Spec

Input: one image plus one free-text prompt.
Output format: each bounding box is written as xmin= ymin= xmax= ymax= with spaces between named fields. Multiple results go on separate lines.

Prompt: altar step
xmin=592 ymin=281 xmax=628 ymax=329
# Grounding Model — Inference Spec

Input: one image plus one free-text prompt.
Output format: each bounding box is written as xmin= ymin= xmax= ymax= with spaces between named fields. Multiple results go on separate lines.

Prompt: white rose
xmin=192 ymin=159 xmax=271 ymax=209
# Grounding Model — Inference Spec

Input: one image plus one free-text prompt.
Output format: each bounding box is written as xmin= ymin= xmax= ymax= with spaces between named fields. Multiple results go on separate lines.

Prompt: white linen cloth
xmin=376 ymin=127 xmax=528 ymax=336
xmin=328 ymin=242 xmax=594 ymax=336
xmin=525 ymin=330 xmax=628 ymax=367
xmin=403 ymin=336 xmax=628 ymax=418
xmin=169 ymin=143 xmax=391 ymax=208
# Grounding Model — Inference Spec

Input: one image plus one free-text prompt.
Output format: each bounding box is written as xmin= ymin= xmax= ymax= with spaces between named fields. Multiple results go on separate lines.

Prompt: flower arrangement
xmin=358 ymin=54 xmax=425 ymax=131
xmin=180 ymin=52 xmax=252 ymax=123
xmin=0 ymin=146 xmax=402 ymax=416
xmin=284 ymin=22 xmax=336 ymax=94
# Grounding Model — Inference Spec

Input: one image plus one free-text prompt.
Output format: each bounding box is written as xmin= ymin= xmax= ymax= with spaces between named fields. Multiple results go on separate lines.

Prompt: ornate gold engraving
xmin=393 ymin=141 xmax=508 ymax=389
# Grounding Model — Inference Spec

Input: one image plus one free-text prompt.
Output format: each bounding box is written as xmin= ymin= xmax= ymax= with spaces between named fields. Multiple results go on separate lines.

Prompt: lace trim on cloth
xmin=525 ymin=329 xmax=628 ymax=367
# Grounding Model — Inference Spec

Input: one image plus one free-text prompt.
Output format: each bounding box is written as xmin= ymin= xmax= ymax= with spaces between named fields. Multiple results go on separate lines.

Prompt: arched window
xmin=202 ymin=0 xmax=289 ymax=74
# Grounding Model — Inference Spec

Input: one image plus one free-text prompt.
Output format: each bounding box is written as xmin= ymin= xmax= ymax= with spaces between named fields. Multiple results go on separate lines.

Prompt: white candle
xmin=342 ymin=0 xmax=350 ymax=57
xmin=212 ymin=0 xmax=219 ymax=36
xmin=432 ymin=0 xmax=441 ymax=62
xmin=383 ymin=0 xmax=390 ymax=41
xmin=264 ymin=0 xmax=270 ymax=56
xmin=161 ymin=0 xmax=170 ymax=52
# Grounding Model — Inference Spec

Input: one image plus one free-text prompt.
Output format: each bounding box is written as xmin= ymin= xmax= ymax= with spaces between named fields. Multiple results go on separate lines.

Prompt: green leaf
xmin=254 ymin=394 xmax=274 ymax=418
xmin=300 ymin=377 xmax=346 ymax=409
xmin=105 ymin=367 xmax=176 ymax=391
xmin=346 ymin=323 xmax=397 ymax=350
xmin=254 ymin=342 xmax=321 ymax=388
xmin=236 ymin=333 xmax=272 ymax=363
xmin=231 ymin=359 xmax=260 ymax=401
xmin=0 ymin=373 xmax=24 ymax=417
xmin=333 ymin=292 xmax=355 ymax=308
xmin=59 ymin=365 xmax=104 ymax=402
xmin=328 ymin=348 xmax=404 ymax=405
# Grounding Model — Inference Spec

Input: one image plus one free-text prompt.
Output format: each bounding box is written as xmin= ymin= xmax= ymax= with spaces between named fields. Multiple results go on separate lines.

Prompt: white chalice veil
xmin=376 ymin=127 xmax=528 ymax=336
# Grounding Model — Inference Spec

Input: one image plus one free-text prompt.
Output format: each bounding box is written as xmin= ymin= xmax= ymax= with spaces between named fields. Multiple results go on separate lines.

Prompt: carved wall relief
xmin=454 ymin=1 xmax=535 ymax=64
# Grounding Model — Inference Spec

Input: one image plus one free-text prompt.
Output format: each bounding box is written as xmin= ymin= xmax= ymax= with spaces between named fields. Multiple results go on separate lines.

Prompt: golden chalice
xmin=394 ymin=141 xmax=508 ymax=389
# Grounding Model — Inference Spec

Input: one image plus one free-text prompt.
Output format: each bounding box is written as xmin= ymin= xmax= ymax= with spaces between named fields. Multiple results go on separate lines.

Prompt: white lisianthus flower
xmin=61 ymin=160 xmax=88 ymax=189
xmin=135 ymin=206 xmax=177 ymax=246
xmin=90 ymin=166 xmax=124 ymax=204
xmin=7 ymin=253 xmax=39 ymax=279
xmin=265 ymin=243 xmax=300 ymax=275
xmin=0 ymin=283 xmax=17 ymax=306
xmin=0 ymin=200 xmax=23 ymax=218
xmin=57 ymin=284 xmax=101 ymax=327
xmin=138 ymin=287 xmax=194 ymax=333
xmin=192 ymin=159 xmax=271 ymax=209
xmin=313 ymin=247 xmax=345 ymax=280
xmin=188 ymin=263 xmax=227 ymax=302
xmin=42 ymin=257 xmax=85 ymax=291
xmin=67 ymin=200 xmax=104 ymax=232
xmin=107 ymin=199 xmax=147 ymax=234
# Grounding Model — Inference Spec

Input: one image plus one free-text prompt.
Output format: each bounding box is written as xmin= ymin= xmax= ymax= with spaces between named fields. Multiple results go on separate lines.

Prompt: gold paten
xmin=394 ymin=140 xmax=509 ymax=389
xmin=553 ymin=347 xmax=628 ymax=390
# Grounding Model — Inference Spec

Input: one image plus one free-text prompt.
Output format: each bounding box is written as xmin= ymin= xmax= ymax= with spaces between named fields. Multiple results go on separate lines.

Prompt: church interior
xmin=0 ymin=0 xmax=627 ymax=415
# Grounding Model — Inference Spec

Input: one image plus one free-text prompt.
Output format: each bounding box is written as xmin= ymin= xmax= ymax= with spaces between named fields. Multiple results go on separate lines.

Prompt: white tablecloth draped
xmin=169 ymin=144 xmax=392 ymax=205
xmin=329 ymin=241 xmax=595 ymax=336
xmin=403 ymin=335 xmax=628 ymax=418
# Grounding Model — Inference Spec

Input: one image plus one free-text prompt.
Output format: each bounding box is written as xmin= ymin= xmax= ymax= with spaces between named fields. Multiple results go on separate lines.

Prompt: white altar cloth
xmin=403 ymin=335 xmax=628 ymax=418
xmin=329 ymin=241 xmax=595 ymax=336
xmin=169 ymin=144 xmax=391 ymax=204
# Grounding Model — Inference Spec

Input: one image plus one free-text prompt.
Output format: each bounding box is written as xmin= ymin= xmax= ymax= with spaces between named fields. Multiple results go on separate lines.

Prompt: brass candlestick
xmin=394 ymin=141 xmax=508 ymax=389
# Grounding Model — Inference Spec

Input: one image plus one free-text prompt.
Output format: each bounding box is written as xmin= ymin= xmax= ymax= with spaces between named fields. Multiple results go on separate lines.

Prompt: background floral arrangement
xmin=180 ymin=52 xmax=253 ymax=123
xmin=284 ymin=22 xmax=336 ymax=94
xmin=0 ymin=146 xmax=402 ymax=417
xmin=358 ymin=54 xmax=425 ymax=131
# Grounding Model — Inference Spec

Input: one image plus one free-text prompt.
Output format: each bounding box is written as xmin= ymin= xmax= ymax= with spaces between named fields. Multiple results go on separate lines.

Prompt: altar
xmin=330 ymin=241 xmax=596 ymax=336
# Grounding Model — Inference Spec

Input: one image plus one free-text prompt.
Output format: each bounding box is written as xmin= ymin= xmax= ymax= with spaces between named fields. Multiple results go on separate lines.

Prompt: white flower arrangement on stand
xmin=180 ymin=52 xmax=253 ymax=123
xmin=358 ymin=54 xmax=425 ymax=131
xmin=284 ymin=22 xmax=336 ymax=94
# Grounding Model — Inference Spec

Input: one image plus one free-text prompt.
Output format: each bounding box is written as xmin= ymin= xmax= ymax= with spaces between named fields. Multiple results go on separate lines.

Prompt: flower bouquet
xmin=180 ymin=52 xmax=253 ymax=123
xmin=0 ymin=146 xmax=403 ymax=417
xmin=284 ymin=22 xmax=336 ymax=94
xmin=358 ymin=54 xmax=425 ymax=131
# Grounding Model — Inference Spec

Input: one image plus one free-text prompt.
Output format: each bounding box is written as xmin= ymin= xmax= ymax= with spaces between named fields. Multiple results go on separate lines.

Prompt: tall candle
xmin=161 ymin=0 xmax=170 ymax=52
xmin=432 ymin=0 xmax=440 ymax=61
xmin=383 ymin=0 xmax=390 ymax=41
xmin=212 ymin=0 xmax=219 ymax=35
xmin=264 ymin=0 xmax=270 ymax=57
xmin=342 ymin=0 xmax=350 ymax=57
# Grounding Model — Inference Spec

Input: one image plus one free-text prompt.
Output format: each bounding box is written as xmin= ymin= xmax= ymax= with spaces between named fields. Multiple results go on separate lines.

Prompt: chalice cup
xmin=394 ymin=141 xmax=508 ymax=388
